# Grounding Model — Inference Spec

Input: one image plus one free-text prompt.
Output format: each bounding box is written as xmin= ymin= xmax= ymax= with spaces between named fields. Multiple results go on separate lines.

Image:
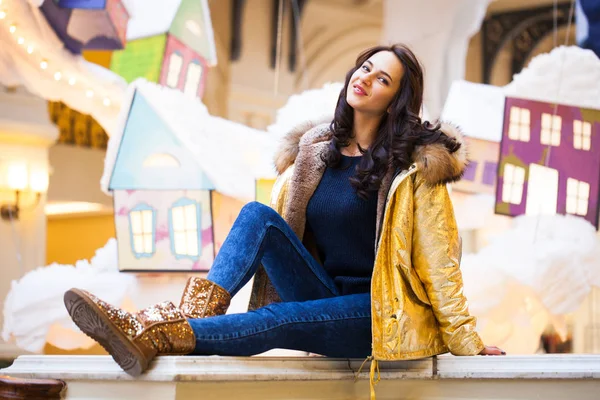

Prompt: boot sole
xmin=63 ymin=288 xmax=149 ymax=377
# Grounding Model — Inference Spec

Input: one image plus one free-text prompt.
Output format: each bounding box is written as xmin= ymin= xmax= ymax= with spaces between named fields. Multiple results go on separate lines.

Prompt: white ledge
xmin=436 ymin=354 xmax=600 ymax=379
xmin=2 ymin=355 xmax=600 ymax=400
xmin=1 ymin=356 xmax=433 ymax=382
xmin=2 ymin=354 xmax=600 ymax=382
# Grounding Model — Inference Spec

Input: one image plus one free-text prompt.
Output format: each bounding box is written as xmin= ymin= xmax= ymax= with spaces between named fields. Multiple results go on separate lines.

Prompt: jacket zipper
xmin=374 ymin=164 xmax=417 ymax=250
xmin=369 ymin=164 xmax=418 ymax=382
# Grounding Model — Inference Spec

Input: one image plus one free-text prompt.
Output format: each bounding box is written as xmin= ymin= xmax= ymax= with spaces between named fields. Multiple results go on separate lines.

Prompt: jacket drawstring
xmin=355 ymin=356 xmax=380 ymax=400
xmin=369 ymin=358 xmax=380 ymax=400
xmin=354 ymin=356 xmax=371 ymax=382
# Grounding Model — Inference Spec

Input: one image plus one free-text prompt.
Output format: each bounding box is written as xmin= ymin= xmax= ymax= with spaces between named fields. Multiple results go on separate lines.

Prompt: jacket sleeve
xmin=411 ymin=174 xmax=485 ymax=356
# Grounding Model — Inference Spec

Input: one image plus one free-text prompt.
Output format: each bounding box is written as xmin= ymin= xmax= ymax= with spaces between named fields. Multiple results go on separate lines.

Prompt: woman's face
xmin=346 ymin=50 xmax=404 ymax=116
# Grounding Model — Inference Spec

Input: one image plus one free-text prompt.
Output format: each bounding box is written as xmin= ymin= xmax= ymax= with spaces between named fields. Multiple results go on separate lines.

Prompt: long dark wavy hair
xmin=323 ymin=44 xmax=461 ymax=199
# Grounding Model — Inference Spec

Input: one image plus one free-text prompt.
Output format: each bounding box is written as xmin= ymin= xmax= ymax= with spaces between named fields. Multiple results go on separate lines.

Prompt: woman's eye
xmin=379 ymin=77 xmax=388 ymax=85
xmin=361 ymin=65 xmax=370 ymax=71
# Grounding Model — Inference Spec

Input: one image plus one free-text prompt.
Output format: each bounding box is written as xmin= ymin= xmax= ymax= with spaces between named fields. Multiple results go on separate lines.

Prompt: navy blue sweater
xmin=306 ymin=155 xmax=378 ymax=295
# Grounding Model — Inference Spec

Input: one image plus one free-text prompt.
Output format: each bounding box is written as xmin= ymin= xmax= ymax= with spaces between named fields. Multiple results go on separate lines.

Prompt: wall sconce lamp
xmin=0 ymin=161 xmax=49 ymax=221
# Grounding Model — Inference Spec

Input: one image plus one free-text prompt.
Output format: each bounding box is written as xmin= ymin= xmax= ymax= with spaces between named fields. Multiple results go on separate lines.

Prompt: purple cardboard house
xmin=495 ymin=97 xmax=600 ymax=229
xmin=40 ymin=0 xmax=129 ymax=54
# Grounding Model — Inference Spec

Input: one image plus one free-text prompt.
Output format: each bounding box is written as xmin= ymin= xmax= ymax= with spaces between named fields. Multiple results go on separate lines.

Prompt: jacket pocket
xmin=398 ymin=263 xmax=431 ymax=306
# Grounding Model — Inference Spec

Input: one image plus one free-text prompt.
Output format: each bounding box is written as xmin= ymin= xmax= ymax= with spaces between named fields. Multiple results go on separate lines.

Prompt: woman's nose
xmin=359 ymin=75 xmax=372 ymax=86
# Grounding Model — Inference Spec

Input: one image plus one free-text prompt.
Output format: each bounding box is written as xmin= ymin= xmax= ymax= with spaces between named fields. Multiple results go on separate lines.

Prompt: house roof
xmin=441 ymin=80 xmax=505 ymax=143
xmin=124 ymin=0 xmax=182 ymax=40
xmin=441 ymin=46 xmax=600 ymax=143
xmin=101 ymin=79 xmax=279 ymax=201
xmin=123 ymin=0 xmax=217 ymax=65
xmin=504 ymin=45 xmax=600 ymax=110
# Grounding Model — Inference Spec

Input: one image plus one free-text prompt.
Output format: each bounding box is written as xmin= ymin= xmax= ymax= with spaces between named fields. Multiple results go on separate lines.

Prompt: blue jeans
xmin=188 ymin=201 xmax=372 ymax=358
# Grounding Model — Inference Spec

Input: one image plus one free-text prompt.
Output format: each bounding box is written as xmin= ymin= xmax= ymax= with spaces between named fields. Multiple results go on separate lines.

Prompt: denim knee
xmin=240 ymin=201 xmax=280 ymax=222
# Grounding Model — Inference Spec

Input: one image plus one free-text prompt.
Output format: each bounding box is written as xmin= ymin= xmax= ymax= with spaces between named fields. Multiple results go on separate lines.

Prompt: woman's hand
xmin=479 ymin=345 xmax=506 ymax=355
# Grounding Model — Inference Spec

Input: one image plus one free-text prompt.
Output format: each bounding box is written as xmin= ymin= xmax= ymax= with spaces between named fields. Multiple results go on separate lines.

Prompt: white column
xmin=0 ymin=88 xmax=58 ymax=358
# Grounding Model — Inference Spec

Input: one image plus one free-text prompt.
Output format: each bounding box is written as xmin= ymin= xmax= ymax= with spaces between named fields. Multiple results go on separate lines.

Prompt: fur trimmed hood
xmin=274 ymin=120 xmax=469 ymax=185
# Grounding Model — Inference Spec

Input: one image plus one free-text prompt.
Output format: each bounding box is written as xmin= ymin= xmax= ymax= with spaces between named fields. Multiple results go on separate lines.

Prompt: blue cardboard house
xmin=103 ymin=80 xmax=277 ymax=272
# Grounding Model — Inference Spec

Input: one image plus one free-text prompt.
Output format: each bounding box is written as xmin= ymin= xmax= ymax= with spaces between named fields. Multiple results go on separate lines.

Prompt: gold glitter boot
xmin=179 ymin=277 xmax=231 ymax=319
xmin=64 ymin=288 xmax=195 ymax=376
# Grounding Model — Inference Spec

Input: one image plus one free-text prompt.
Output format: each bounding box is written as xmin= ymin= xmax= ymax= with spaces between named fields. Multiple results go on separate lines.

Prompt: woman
xmin=64 ymin=44 xmax=504 ymax=379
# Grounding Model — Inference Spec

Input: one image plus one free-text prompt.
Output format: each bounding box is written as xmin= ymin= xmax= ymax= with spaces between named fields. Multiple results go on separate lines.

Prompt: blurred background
xmin=1 ymin=0 xmax=599 ymax=366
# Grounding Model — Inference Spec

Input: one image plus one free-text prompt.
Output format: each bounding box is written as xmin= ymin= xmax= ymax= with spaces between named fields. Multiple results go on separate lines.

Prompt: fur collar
xmin=274 ymin=120 xmax=469 ymax=185
xmin=274 ymin=116 xmax=332 ymax=176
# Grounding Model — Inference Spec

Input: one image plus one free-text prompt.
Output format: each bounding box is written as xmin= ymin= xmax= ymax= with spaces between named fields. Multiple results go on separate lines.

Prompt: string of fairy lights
xmin=0 ymin=0 xmax=118 ymax=109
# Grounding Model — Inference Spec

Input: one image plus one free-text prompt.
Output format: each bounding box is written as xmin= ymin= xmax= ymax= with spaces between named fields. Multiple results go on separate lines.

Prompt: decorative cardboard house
xmin=103 ymin=80 xmax=277 ymax=272
xmin=40 ymin=0 xmax=130 ymax=53
xmin=457 ymin=137 xmax=501 ymax=195
xmin=495 ymin=97 xmax=600 ymax=228
xmin=109 ymin=0 xmax=217 ymax=99
xmin=441 ymin=80 xmax=504 ymax=196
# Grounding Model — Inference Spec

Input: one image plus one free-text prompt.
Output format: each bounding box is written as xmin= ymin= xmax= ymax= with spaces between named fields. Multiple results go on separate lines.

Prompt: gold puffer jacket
xmin=248 ymin=121 xmax=484 ymax=361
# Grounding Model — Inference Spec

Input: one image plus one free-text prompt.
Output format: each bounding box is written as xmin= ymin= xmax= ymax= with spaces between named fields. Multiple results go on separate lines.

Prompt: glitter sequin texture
xmin=83 ymin=290 xmax=144 ymax=338
xmin=135 ymin=301 xmax=195 ymax=354
xmin=81 ymin=292 xmax=195 ymax=355
xmin=179 ymin=277 xmax=231 ymax=319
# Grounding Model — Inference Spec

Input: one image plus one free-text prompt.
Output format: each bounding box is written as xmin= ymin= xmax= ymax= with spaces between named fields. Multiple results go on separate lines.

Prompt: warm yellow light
xmin=86 ymin=89 xmax=94 ymax=98
xmin=102 ymin=98 xmax=111 ymax=106
xmin=45 ymin=202 xmax=108 ymax=216
xmin=0 ymin=10 xmax=6 ymax=20
xmin=17 ymin=37 xmax=24 ymax=45
xmin=29 ymin=167 xmax=49 ymax=192
xmin=54 ymin=71 xmax=62 ymax=81
xmin=7 ymin=163 xmax=28 ymax=191
xmin=68 ymin=77 xmax=76 ymax=85
xmin=40 ymin=60 xmax=48 ymax=70
xmin=26 ymin=45 xmax=34 ymax=54
xmin=9 ymin=24 xmax=16 ymax=34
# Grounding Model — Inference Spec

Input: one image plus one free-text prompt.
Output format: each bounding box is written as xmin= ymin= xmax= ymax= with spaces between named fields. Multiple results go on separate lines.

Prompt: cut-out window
xmin=540 ymin=113 xmax=562 ymax=147
xmin=169 ymin=198 xmax=201 ymax=260
xmin=573 ymin=120 xmax=592 ymax=151
xmin=166 ymin=52 xmax=183 ymax=88
xmin=502 ymin=163 xmax=525 ymax=204
xmin=129 ymin=204 xmax=156 ymax=257
xmin=463 ymin=161 xmax=478 ymax=181
xmin=143 ymin=153 xmax=180 ymax=168
xmin=482 ymin=161 xmax=497 ymax=186
xmin=184 ymin=61 xmax=203 ymax=98
xmin=508 ymin=107 xmax=530 ymax=142
xmin=566 ymin=178 xmax=590 ymax=216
